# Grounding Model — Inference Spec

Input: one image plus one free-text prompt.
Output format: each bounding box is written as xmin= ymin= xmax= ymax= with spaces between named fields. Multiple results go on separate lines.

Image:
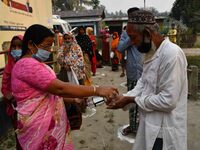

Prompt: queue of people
xmin=1 ymin=24 xmax=118 ymax=150
xmin=1 ymin=35 xmax=23 ymax=150
xmin=1 ymin=8 xmax=188 ymax=150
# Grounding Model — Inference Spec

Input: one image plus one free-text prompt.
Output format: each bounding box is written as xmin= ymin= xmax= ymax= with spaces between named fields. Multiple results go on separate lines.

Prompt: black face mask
xmin=137 ymin=35 xmax=152 ymax=53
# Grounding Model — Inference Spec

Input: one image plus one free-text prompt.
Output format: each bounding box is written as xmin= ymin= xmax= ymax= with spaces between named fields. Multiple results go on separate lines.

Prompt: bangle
xmin=92 ymin=85 xmax=96 ymax=94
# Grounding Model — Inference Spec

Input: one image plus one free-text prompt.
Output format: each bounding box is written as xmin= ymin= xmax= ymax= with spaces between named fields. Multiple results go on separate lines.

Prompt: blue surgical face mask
xmin=33 ymin=44 xmax=51 ymax=62
xmin=11 ymin=49 xmax=22 ymax=60
xmin=33 ymin=49 xmax=51 ymax=62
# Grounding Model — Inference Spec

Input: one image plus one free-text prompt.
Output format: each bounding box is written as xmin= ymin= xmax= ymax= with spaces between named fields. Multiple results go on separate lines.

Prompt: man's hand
xmin=106 ymin=95 xmax=134 ymax=109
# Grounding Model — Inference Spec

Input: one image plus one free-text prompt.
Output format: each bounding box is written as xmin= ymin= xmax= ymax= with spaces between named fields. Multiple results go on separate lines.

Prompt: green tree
xmin=82 ymin=0 xmax=100 ymax=9
xmin=54 ymin=0 xmax=81 ymax=11
xmin=52 ymin=0 xmax=100 ymax=11
xmin=92 ymin=0 xmax=100 ymax=9
xmin=170 ymin=0 xmax=200 ymax=32
xmin=106 ymin=10 xmax=127 ymax=17
xmin=145 ymin=7 xmax=159 ymax=16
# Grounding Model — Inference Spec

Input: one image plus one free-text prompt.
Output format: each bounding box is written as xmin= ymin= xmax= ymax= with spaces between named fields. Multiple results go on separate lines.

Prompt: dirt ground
xmin=72 ymin=66 xmax=132 ymax=150
xmin=72 ymin=66 xmax=200 ymax=150
xmin=0 ymin=65 xmax=200 ymax=150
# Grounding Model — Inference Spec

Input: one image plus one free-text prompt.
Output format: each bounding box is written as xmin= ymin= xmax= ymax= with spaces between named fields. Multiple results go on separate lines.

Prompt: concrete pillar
xmin=188 ymin=65 xmax=198 ymax=100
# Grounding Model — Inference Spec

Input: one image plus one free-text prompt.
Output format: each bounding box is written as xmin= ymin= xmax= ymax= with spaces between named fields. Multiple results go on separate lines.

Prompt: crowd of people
xmin=1 ymin=7 xmax=188 ymax=150
xmin=1 ymin=24 xmax=118 ymax=150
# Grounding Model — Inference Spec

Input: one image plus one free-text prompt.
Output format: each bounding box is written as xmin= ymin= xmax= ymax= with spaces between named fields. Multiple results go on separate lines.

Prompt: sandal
xmin=121 ymin=126 xmax=132 ymax=136
xmin=120 ymin=72 xmax=125 ymax=77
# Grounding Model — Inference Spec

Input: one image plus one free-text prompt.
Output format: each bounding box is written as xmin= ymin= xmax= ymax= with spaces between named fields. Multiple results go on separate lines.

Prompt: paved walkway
xmin=183 ymin=48 xmax=200 ymax=56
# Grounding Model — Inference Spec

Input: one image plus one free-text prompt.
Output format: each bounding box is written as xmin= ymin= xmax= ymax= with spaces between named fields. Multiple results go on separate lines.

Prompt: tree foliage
xmin=145 ymin=7 xmax=159 ymax=16
xmin=52 ymin=0 xmax=100 ymax=11
xmin=105 ymin=7 xmax=169 ymax=18
xmin=170 ymin=0 xmax=200 ymax=32
xmin=83 ymin=0 xmax=100 ymax=9
xmin=106 ymin=10 xmax=127 ymax=17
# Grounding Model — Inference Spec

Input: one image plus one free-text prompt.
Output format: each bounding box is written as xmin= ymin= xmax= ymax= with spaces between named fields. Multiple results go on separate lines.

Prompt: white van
xmin=52 ymin=15 xmax=71 ymax=34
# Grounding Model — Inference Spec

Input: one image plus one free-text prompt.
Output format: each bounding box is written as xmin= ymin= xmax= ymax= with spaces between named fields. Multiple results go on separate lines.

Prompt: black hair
xmin=171 ymin=23 xmax=175 ymax=26
xmin=127 ymin=7 xmax=140 ymax=15
xmin=123 ymin=26 xmax=126 ymax=30
xmin=12 ymin=36 xmax=21 ymax=41
xmin=63 ymin=33 xmax=68 ymax=38
xmin=78 ymin=26 xmax=85 ymax=32
xmin=21 ymin=24 xmax=54 ymax=57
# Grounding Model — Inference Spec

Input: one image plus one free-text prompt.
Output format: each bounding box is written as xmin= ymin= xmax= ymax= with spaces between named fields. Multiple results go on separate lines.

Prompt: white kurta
xmin=125 ymin=38 xmax=188 ymax=150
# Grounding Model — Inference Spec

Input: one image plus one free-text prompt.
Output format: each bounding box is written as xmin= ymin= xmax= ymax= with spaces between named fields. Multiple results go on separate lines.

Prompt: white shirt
xmin=125 ymin=38 xmax=188 ymax=150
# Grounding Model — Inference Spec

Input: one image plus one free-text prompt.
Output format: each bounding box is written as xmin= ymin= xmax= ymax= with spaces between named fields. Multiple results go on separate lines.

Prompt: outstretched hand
xmin=96 ymin=86 xmax=119 ymax=100
xmin=106 ymin=95 xmax=134 ymax=109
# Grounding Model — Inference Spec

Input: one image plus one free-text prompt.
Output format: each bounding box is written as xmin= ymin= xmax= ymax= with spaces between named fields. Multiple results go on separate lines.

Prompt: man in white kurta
xmin=107 ymin=10 xmax=188 ymax=150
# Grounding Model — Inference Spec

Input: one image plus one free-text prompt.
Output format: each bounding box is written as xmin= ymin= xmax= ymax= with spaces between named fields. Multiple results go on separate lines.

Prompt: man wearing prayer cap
xmin=107 ymin=9 xmax=188 ymax=150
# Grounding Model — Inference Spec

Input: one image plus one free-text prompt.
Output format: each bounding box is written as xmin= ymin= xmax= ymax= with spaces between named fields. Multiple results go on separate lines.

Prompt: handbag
xmin=64 ymin=103 xmax=82 ymax=130
xmin=67 ymin=67 xmax=79 ymax=85
xmin=57 ymin=67 xmax=69 ymax=82
xmin=57 ymin=66 xmax=82 ymax=130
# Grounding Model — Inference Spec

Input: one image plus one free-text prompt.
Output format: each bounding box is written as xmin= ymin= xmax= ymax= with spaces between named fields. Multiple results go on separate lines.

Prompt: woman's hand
xmin=96 ymin=86 xmax=119 ymax=100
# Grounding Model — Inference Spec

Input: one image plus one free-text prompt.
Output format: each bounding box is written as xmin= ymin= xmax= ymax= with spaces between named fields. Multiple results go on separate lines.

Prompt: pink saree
xmin=11 ymin=58 xmax=74 ymax=150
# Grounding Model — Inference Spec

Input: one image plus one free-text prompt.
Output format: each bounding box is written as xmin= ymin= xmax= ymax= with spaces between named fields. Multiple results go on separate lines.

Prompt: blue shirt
xmin=117 ymin=31 xmax=143 ymax=80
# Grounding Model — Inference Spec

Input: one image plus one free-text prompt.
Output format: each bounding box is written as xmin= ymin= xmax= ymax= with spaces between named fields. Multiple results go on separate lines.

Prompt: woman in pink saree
xmin=11 ymin=24 xmax=118 ymax=150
